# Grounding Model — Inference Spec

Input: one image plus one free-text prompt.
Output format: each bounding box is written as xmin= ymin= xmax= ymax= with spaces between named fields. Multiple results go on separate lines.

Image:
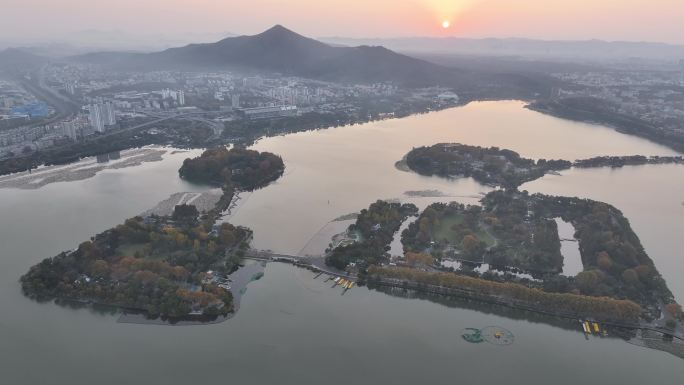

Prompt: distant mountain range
xmin=320 ymin=36 xmax=684 ymax=63
xmin=70 ymin=25 xmax=459 ymax=87
xmin=0 ymin=26 xmax=564 ymax=99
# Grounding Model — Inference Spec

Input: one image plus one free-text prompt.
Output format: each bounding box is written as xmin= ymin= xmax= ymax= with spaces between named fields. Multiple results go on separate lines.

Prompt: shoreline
xmin=365 ymin=276 xmax=684 ymax=343
xmin=526 ymin=100 xmax=684 ymax=156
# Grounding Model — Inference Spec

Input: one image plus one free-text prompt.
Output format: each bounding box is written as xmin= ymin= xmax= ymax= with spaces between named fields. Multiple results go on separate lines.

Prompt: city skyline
xmin=2 ymin=0 xmax=684 ymax=46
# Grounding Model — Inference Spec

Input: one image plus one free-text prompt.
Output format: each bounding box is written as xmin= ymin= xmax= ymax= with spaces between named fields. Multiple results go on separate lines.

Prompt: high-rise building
xmin=89 ymin=102 xmax=116 ymax=132
xmin=231 ymin=94 xmax=240 ymax=108
xmin=61 ymin=121 xmax=79 ymax=140
xmin=178 ymin=90 xmax=185 ymax=106
xmin=89 ymin=104 xmax=105 ymax=132
xmin=65 ymin=83 xmax=76 ymax=95
xmin=103 ymin=102 xmax=116 ymax=126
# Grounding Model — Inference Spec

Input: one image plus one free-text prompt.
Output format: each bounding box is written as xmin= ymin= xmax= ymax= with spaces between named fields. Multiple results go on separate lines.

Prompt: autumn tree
xmin=576 ymin=270 xmax=602 ymax=294
xmin=665 ymin=303 xmax=683 ymax=320
xmin=405 ymin=252 xmax=434 ymax=267
xmin=462 ymin=235 xmax=480 ymax=254
xmin=89 ymin=259 xmax=110 ymax=278
xmin=596 ymin=251 xmax=613 ymax=271
xmin=172 ymin=204 xmax=199 ymax=222
xmin=622 ymin=268 xmax=640 ymax=286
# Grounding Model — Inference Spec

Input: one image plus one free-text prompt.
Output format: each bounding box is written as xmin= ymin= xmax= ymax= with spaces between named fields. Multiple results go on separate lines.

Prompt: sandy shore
xmin=141 ymin=189 xmax=224 ymax=217
xmin=0 ymin=147 xmax=167 ymax=190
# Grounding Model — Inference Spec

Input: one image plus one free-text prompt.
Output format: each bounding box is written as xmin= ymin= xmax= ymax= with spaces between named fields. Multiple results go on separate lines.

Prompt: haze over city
xmin=2 ymin=0 xmax=684 ymax=46
xmin=1 ymin=1 xmax=684 ymax=384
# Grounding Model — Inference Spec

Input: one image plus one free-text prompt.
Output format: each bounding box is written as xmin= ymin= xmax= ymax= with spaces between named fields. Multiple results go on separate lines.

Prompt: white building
xmin=88 ymin=102 xmax=116 ymax=133
xmin=103 ymin=102 xmax=116 ymax=126
xmin=89 ymin=104 xmax=105 ymax=132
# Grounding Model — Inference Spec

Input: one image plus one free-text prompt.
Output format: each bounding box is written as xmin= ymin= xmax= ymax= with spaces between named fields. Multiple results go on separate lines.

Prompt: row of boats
xmin=332 ymin=276 xmax=355 ymax=290
xmin=580 ymin=320 xmax=607 ymax=337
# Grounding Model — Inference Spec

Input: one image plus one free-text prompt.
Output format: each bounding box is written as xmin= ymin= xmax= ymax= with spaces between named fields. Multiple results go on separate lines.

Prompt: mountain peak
xmin=247 ymin=25 xmax=331 ymax=52
xmin=258 ymin=24 xmax=299 ymax=38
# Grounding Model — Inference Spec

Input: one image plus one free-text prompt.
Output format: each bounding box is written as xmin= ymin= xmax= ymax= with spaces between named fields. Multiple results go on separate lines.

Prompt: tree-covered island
xmin=178 ymin=146 xmax=284 ymax=190
xmin=403 ymin=143 xmax=571 ymax=188
xmin=396 ymin=190 xmax=675 ymax=314
xmin=326 ymin=144 xmax=684 ymax=325
xmin=402 ymin=143 xmax=684 ymax=188
xmin=21 ymin=147 xmax=285 ymax=319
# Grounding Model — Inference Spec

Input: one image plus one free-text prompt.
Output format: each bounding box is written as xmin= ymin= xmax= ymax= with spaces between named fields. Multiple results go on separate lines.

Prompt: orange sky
xmin=2 ymin=0 xmax=683 ymax=44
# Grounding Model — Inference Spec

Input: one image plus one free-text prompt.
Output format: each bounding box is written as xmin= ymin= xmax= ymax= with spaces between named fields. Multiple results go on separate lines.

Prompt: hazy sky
xmin=3 ymin=0 xmax=683 ymax=44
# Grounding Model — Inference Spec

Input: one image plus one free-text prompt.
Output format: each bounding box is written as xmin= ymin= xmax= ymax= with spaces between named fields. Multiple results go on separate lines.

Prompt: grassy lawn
xmin=433 ymin=213 xmax=496 ymax=248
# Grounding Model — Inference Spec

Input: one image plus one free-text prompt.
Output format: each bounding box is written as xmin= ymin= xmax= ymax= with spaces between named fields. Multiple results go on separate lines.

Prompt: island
xmin=401 ymin=143 xmax=684 ymax=188
xmin=319 ymin=144 xmax=684 ymax=327
xmin=178 ymin=146 xmax=284 ymax=190
xmin=21 ymin=147 xmax=285 ymax=319
xmin=397 ymin=190 xmax=675 ymax=317
xmin=401 ymin=143 xmax=571 ymax=188
xmin=179 ymin=146 xmax=285 ymax=225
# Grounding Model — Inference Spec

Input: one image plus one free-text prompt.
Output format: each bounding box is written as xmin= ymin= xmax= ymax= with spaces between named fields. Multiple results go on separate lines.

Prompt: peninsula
xmin=20 ymin=147 xmax=285 ymax=319
xmin=377 ymin=144 xmax=684 ymax=326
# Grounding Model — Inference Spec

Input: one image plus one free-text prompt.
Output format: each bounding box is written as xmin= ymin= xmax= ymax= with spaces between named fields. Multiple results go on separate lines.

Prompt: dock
xmin=580 ymin=319 xmax=604 ymax=338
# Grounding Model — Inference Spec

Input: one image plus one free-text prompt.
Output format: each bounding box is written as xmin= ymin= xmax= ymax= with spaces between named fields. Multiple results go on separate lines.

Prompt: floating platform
xmin=462 ymin=326 xmax=514 ymax=346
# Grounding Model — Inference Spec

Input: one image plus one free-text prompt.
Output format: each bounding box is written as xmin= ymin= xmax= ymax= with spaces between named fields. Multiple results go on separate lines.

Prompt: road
xmin=13 ymin=67 xmax=81 ymax=130
xmin=143 ymin=111 xmax=224 ymax=139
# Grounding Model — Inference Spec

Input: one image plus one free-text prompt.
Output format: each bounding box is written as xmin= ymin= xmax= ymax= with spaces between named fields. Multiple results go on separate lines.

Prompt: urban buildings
xmin=237 ymin=105 xmax=298 ymax=120
xmin=88 ymin=102 xmax=116 ymax=133
xmin=10 ymin=102 xmax=49 ymax=118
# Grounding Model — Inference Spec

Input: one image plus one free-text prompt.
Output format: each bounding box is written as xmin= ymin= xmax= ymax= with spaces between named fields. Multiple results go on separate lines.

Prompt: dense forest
xmin=402 ymin=144 xmax=684 ymax=191
xmin=178 ymin=146 xmax=284 ymax=190
xmin=390 ymin=142 xmax=683 ymax=320
xmin=22 ymin=147 xmax=286 ymax=318
xmin=402 ymin=200 xmax=563 ymax=273
xmin=367 ymin=266 xmax=643 ymax=322
xmin=573 ymin=155 xmax=684 ymax=168
xmin=387 ymin=188 xmax=680 ymax=320
xmin=482 ymin=190 xmax=676 ymax=313
xmin=21 ymin=206 xmax=250 ymax=318
xmin=404 ymin=143 xmax=570 ymax=188
xmin=326 ymin=200 xmax=418 ymax=270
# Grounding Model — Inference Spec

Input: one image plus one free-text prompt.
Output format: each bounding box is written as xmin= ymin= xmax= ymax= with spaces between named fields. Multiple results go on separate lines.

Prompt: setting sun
xmin=442 ymin=20 xmax=450 ymax=28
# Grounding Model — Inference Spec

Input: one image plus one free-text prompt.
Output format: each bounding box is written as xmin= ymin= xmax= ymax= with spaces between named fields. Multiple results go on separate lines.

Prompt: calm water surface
xmin=1 ymin=101 xmax=683 ymax=384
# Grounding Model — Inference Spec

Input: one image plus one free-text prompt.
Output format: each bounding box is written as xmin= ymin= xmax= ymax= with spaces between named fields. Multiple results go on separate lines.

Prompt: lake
xmin=1 ymin=101 xmax=683 ymax=384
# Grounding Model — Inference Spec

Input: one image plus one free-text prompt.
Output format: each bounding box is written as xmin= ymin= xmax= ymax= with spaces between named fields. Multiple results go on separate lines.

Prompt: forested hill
xmin=179 ymin=147 xmax=284 ymax=191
